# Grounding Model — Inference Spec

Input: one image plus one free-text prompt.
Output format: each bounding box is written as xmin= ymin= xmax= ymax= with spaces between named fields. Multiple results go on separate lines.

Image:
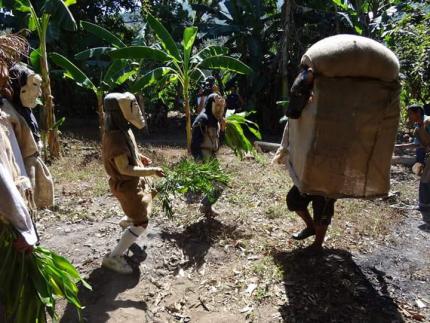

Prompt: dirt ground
xmin=36 ymin=134 xmax=430 ymax=323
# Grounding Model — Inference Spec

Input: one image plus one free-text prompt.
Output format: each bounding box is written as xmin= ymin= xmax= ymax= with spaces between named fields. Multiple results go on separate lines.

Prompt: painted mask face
xmin=118 ymin=92 xmax=145 ymax=129
xmin=20 ymin=73 xmax=42 ymax=109
xmin=211 ymin=94 xmax=225 ymax=121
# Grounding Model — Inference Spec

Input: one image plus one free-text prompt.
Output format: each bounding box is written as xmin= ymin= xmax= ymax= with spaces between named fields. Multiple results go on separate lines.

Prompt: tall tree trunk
xmin=183 ymin=80 xmax=191 ymax=153
xmin=281 ymin=0 xmax=293 ymax=101
xmin=97 ymin=93 xmax=105 ymax=140
xmin=334 ymin=4 xmax=341 ymax=34
xmin=39 ymin=21 xmax=61 ymax=160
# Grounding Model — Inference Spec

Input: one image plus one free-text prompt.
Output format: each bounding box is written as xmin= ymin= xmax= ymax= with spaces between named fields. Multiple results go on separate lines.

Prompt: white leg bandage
xmin=110 ymin=225 xmax=146 ymax=256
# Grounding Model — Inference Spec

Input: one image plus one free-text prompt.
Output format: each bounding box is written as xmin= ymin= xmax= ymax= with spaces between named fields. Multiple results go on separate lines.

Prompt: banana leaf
xmin=225 ymin=109 xmax=262 ymax=159
xmin=0 ymin=225 xmax=91 ymax=322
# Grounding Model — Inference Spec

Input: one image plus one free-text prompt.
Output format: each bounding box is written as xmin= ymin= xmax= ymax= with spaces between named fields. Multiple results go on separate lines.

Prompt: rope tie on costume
xmin=128 ymin=228 xmax=140 ymax=238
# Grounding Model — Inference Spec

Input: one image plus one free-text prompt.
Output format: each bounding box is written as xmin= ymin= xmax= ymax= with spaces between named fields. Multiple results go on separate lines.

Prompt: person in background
xmin=191 ymin=93 xmax=226 ymax=217
xmin=226 ymin=85 xmax=244 ymax=112
xmin=400 ymin=105 xmax=430 ymax=225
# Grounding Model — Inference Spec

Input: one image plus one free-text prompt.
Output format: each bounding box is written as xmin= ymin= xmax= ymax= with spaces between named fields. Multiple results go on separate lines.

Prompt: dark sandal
xmin=292 ymin=227 xmax=315 ymax=240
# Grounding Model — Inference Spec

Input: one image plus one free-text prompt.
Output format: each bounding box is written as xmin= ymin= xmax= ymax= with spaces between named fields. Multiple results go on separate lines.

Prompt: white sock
xmin=110 ymin=225 xmax=146 ymax=256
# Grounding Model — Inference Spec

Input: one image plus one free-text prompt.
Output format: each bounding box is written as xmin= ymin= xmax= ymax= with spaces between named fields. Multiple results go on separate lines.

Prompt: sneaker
xmin=292 ymin=227 xmax=316 ymax=240
xmin=102 ymin=254 xmax=133 ymax=274
xmin=119 ymin=216 xmax=132 ymax=230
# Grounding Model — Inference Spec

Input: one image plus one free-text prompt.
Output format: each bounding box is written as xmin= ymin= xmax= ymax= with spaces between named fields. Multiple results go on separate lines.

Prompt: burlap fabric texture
xmin=288 ymin=35 xmax=401 ymax=198
xmin=0 ymin=100 xmax=54 ymax=208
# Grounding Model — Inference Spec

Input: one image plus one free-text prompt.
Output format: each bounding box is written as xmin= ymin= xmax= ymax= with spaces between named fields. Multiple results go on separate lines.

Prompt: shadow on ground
xmin=161 ymin=217 xmax=246 ymax=270
xmin=272 ymin=248 xmax=404 ymax=323
xmin=61 ymin=251 xmax=147 ymax=323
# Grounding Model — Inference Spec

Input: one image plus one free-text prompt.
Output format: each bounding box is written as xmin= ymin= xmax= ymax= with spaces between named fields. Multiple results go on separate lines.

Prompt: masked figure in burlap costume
xmin=281 ymin=35 xmax=400 ymax=250
xmin=0 ymin=110 xmax=37 ymax=258
xmin=102 ymin=92 xmax=165 ymax=274
xmin=9 ymin=63 xmax=43 ymax=149
xmin=0 ymin=64 xmax=54 ymax=209
xmin=283 ymin=66 xmax=338 ymax=248
xmin=191 ymin=93 xmax=226 ymax=217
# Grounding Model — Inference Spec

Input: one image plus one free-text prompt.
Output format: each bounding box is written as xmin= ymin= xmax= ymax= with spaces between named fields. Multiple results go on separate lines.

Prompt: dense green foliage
xmin=110 ymin=11 xmax=252 ymax=150
xmin=156 ymin=158 xmax=230 ymax=218
xmin=1 ymin=0 xmax=429 ymax=133
xmin=381 ymin=1 xmax=430 ymax=106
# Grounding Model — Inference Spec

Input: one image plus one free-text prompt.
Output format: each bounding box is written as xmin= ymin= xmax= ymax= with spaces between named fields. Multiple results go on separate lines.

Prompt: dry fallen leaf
xmin=415 ymin=299 xmax=426 ymax=309
xmin=239 ymin=305 xmax=253 ymax=313
xmin=244 ymin=283 xmax=258 ymax=295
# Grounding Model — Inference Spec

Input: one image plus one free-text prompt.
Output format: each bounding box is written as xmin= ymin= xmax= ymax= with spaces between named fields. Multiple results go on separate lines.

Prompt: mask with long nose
xmin=104 ymin=92 xmax=146 ymax=131
xmin=118 ymin=92 xmax=145 ymax=129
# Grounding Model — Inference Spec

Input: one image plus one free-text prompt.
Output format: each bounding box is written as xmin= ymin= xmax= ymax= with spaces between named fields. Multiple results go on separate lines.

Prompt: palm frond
xmin=225 ymin=109 xmax=262 ymax=159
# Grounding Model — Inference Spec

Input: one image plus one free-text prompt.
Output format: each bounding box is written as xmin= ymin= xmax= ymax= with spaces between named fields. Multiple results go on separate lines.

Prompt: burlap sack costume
xmin=103 ymin=129 xmax=153 ymax=223
xmin=0 ymin=112 xmax=38 ymax=243
xmin=0 ymin=99 xmax=54 ymax=208
xmin=287 ymin=35 xmax=401 ymax=198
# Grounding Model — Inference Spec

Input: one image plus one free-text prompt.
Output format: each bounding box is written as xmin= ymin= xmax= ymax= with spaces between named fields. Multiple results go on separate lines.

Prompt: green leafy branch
xmin=225 ymin=109 xmax=262 ymax=159
xmin=155 ymin=158 xmax=229 ymax=218
xmin=0 ymin=226 xmax=91 ymax=322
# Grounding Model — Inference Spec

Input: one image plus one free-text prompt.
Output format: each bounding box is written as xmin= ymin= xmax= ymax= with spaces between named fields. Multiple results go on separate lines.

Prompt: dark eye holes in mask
xmin=129 ymin=100 xmax=144 ymax=115
xmin=20 ymin=83 xmax=39 ymax=94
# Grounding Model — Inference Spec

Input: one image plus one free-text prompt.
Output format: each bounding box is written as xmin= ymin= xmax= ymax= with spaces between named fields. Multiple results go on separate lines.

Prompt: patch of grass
xmin=51 ymin=156 xmax=108 ymax=197
xmin=253 ymin=152 xmax=268 ymax=165
xmin=254 ymin=285 xmax=270 ymax=301
xmin=265 ymin=202 xmax=292 ymax=220
xmin=251 ymin=256 xmax=283 ymax=282
xmin=333 ymin=198 xmax=404 ymax=244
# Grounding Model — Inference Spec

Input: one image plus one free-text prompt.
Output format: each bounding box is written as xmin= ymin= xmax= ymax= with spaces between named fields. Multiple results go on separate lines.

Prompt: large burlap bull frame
xmin=287 ymin=35 xmax=401 ymax=199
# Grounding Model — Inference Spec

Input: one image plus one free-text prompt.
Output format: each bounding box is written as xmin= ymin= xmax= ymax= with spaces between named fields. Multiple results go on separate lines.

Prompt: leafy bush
xmin=155 ymin=158 xmax=229 ymax=218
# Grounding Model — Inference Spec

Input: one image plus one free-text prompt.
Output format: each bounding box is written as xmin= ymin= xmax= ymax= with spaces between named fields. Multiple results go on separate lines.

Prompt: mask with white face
xmin=19 ymin=73 xmax=42 ymax=109
xmin=118 ymin=92 xmax=146 ymax=129
xmin=211 ymin=94 xmax=226 ymax=121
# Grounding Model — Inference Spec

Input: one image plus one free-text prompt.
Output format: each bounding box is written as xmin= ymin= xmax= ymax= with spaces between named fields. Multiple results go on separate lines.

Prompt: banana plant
xmin=50 ymin=52 xmax=137 ymax=139
xmin=51 ymin=21 xmax=137 ymax=139
xmin=109 ymin=12 xmax=253 ymax=152
xmin=0 ymin=0 xmax=77 ymax=159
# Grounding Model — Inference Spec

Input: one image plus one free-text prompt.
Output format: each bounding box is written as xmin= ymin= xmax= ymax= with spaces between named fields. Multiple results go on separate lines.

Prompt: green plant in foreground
xmin=156 ymin=158 xmax=229 ymax=218
xmin=0 ymin=226 xmax=91 ymax=322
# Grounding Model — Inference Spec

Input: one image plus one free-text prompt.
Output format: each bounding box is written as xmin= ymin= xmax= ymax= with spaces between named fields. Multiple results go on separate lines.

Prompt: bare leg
xmin=292 ymin=209 xmax=315 ymax=240
xmin=296 ymin=209 xmax=314 ymax=229
xmin=310 ymin=224 xmax=328 ymax=248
